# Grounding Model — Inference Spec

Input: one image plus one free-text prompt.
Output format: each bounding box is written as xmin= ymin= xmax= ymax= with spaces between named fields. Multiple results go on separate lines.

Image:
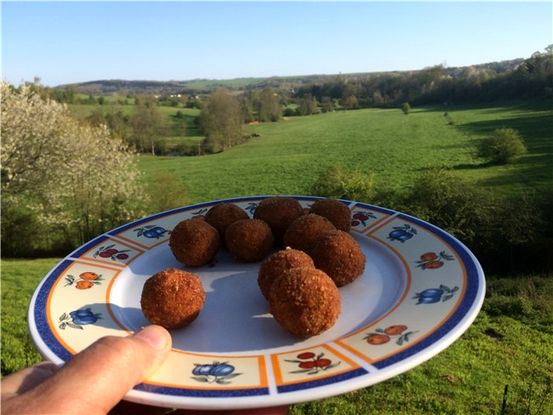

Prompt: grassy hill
xmin=139 ymin=100 xmax=552 ymax=203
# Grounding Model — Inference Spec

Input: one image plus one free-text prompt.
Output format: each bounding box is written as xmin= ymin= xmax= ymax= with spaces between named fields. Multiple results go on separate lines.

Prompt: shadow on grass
xmin=414 ymin=99 xmax=553 ymax=114
xmin=453 ymin=112 xmax=553 ymax=193
xmin=453 ymin=161 xmax=496 ymax=170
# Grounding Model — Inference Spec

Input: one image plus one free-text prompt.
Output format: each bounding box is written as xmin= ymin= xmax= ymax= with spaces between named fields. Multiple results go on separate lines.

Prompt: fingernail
xmin=134 ymin=325 xmax=170 ymax=350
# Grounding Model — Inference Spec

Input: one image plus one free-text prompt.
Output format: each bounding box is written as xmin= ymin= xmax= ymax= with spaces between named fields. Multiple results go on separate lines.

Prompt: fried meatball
xmin=311 ymin=230 xmax=365 ymax=287
xmin=269 ymin=267 xmax=340 ymax=337
xmin=253 ymin=197 xmax=304 ymax=243
xmin=141 ymin=268 xmax=205 ymax=329
xmin=283 ymin=214 xmax=336 ymax=255
xmin=225 ymin=219 xmax=274 ymax=262
xmin=205 ymin=203 xmax=249 ymax=241
xmin=258 ymin=248 xmax=315 ymax=299
xmin=310 ymin=199 xmax=352 ymax=232
xmin=169 ymin=218 xmax=220 ymax=267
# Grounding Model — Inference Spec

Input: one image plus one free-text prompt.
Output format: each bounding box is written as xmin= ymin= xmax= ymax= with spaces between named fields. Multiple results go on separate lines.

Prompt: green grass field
xmin=139 ymin=100 xmax=552 ymax=203
xmin=2 ymin=259 xmax=551 ymax=414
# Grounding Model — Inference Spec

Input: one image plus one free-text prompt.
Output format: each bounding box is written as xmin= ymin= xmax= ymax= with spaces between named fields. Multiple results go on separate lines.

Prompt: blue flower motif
xmin=413 ymin=285 xmax=459 ymax=305
xmin=59 ymin=308 xmax=102 ymax=330
xmin=134 ymin=225 xmax=170 ymax=239
xmin=388 ymin=224 xmax=417 ymax=243
xmin=191 ymin=361 xmax=241 ymax=384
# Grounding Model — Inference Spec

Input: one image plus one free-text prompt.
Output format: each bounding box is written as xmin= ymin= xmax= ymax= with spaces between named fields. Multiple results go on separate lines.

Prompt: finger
xmin=1 ymin=362 xmax=59 ymax=399
xmin=24 ymin=325 xmax=172 ymax=415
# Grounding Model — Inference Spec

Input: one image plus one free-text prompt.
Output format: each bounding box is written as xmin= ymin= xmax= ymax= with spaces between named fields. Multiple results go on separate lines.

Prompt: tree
xmin=341 ymin=94 xmax=359 ymax=109
xmin=401 ymin=102 xmax=411 ymax=115
xmin=199 ymin=89 xmax=242 ymax=152
xmin=1 ymin=82 xmax=145 ymax=252
xmin=478 ymin=128 xmax=527 ymax=164
xmin=239 ymin=91 xmax=256 ymax=123
xmin=299 ymin=93 xmax=318 ymax=115
xmin=320 ymin=96 xmax=334 ymax=113
xmin=257 ymin=88 xmax=281 ymax=122
xmin=341 ymin=83 xmax=359 ymax=109
xmin=130 ymin=96 xmax=167 ymax=155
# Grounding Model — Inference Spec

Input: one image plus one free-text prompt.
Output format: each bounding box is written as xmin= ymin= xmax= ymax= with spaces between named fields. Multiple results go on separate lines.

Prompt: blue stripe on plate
xmin=134 ymin=383 xmax=269 ymax=397
xmin=372 ymin=213 xmax=481 ymax=369
xmin=34 ymin=259 xmax=74 ymax=361
xmin=277 ymin=368 xmax=368 ymax=393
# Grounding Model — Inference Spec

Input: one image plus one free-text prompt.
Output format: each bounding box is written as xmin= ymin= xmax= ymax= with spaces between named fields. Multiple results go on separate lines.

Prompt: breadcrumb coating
xmin=169 ymin=218 xmax=220 ymax=267
xmin=269 ymin=267 xmax=341 ymax=337
xmin=311 ymin=230 xmax=365 ymax=286
xmin=141 ymin=268 xmax=205 ymax=329
xmin=258 ymin=248 xmax=315 ymax=299
xmin=310 ymin=199 xmax=352 ymax=232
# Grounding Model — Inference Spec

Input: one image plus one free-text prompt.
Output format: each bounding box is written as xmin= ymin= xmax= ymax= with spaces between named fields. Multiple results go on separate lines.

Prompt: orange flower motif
xmin=76 ymin=280 xmax=94 ymax=289
xmin=79 ymin=272 xmax=100 ymax=280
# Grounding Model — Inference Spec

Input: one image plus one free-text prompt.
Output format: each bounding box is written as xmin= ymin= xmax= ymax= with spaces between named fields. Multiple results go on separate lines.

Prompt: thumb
xmin=27 ymin=325 xmax=172 ymax=415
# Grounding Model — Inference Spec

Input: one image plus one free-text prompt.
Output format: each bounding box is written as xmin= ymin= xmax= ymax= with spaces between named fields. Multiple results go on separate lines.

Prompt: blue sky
xmin=2 ymin=2 xmax=551 ymax=86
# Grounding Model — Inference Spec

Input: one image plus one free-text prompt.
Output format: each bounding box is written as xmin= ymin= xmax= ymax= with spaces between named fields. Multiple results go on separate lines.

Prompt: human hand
xmin=1 ymin=325 xmax=171 ymax=414
xmin=1 ymin=325 xmax=288 ymax=415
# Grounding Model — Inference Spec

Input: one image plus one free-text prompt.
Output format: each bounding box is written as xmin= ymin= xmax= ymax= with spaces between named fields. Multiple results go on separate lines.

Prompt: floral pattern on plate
xmin=350 ymin=205 xmax=390 ymax=233
xmin=272 ymin=345 xmax=359 ymax=386
xmin=59 ymin=308 xmax=102 ymax=330
xmin=191 ymin=361 xmax=242 ymax=385
xmin=78 ymin=239 xmax=143 ymax=266
xmin=64 ymin=272 xmax=104 ymax=289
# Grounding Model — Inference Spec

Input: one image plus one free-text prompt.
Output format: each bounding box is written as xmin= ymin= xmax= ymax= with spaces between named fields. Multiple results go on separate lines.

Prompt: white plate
xmin=28 ymin=196 xmax=485 ymax=410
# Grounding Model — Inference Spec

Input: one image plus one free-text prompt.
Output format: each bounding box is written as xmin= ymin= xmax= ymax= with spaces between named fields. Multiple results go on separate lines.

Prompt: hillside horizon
xmin=57 ymin=57 xmax=524 ymax=95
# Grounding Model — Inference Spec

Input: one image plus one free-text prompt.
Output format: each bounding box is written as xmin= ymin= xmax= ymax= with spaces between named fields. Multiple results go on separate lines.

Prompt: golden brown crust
xmin=169 ymin=219 xmax=220 ymax=267
xmin=225 ymin=219 xmax=274 ymax=262
xmin=310 ymin=199 xmax=352 ymax=232
xmin=269 ymin=267 xmax=340 ymax=337
xmin=258 ymin=248 xmax=315 ymax=299
xmin=283 ymin=214 xmax=336 ymax=255
xmin=253 ymin=197 xmax=303 ymax=243
xmin=140 ymin=268 xmax=205 ymax=329
xmin=205 ymin=203 xmax=249 ymax=240
xmin=311 ymin=230 xmax=365 ymax=287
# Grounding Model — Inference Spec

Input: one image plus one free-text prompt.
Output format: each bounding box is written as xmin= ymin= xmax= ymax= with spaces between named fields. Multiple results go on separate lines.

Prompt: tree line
xmin=294 ymin=45 xmax=552 ymax=108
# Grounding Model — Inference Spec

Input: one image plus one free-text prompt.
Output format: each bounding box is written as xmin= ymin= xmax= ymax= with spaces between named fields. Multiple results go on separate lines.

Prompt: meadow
xmin=138 ymin=100 xmax=552 ymax=203
xmin=2 ymin=100 xmax=552 ymax=413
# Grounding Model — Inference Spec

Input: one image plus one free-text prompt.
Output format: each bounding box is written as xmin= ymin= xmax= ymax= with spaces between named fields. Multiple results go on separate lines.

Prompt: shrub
xmin=283 ymin=107 xmax=296 ymax=117
xmin=478 ymin=128 xmax=527 ymax=164
xmin=402 ymin=168 xmax=495 ymax=247
xmin=152 ymin=137 xmax=169 ymax=155
xmin=484 ymin=295 xmax=533 ymax=318
xmin=1 ymin=202 xmax=40 ymax=257
xmin=401 ymin=102 xmax=411 ymax=115
xmin=311 ymin=165 xmax=375 ymax=202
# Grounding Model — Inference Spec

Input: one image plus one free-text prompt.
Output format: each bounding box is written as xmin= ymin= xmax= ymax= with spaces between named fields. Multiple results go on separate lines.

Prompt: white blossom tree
xmin=1 ymin=82 xmax=146 ymax=251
